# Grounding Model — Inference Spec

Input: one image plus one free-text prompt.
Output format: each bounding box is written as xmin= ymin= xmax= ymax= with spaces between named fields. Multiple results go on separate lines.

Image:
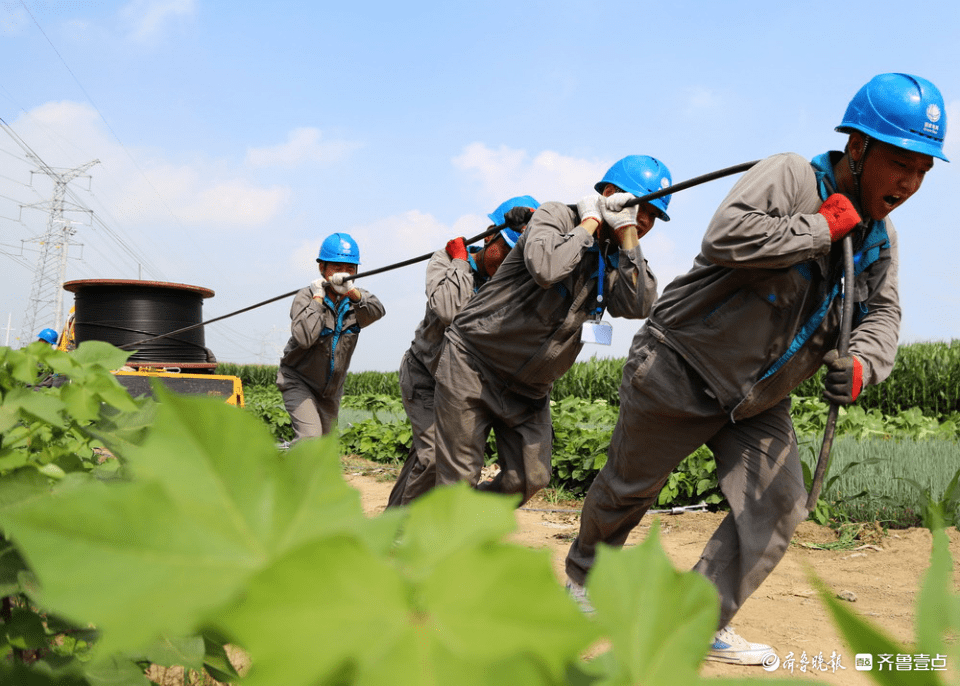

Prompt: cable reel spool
xmin=63 ymin=279 xmax=217 ymax=369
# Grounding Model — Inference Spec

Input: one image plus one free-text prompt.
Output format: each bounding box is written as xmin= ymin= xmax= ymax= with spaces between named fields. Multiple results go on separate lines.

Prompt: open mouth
xmin=883 ymin=195 xmax=901 ymax=208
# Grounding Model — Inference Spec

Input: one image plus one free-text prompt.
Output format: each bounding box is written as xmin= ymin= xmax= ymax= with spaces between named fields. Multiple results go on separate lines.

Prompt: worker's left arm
xmin=605 ymin=244 xmax=658 ymax=319
xmin=351 ymin=290 xmax=386 ymax=328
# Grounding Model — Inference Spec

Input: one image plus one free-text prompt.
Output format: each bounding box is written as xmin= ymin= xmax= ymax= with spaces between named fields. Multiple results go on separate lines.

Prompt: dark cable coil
xmin=66 ymin=280 xmax=214 ymax=364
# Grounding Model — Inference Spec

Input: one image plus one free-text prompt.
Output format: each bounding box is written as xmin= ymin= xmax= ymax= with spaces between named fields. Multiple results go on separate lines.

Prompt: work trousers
xmin=388 ymin=351 xmax=439 ymax=507
xmin=565 ymin=327 xmax=808 ymax=629
xmin=433 ymin=337 xmax=553 ymax=506
xmin=278 ymin=374 xmax=341 ymax=442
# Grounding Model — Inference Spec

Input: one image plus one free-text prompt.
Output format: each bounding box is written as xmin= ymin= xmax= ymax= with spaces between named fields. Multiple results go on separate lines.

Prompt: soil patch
xmin=342 ymin=456 xmax=960 ymax=684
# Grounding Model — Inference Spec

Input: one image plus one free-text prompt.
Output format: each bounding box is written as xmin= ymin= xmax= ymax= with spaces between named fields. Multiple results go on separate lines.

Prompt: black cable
xmin=118 ymin=159 xmax=761 ymax=351
xmin=621 ymin=159 xmax=759 ymax=207
xmin=73 ymin=283 xmax=211 ymax=363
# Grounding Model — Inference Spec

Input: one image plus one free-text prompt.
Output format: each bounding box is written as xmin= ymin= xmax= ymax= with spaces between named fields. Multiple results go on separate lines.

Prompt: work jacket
xmin=648 ymin=152 xmax=900 ymax=421
xmin=407 ymin=246 xmax=488 ymax=375
xmin=277 ymin=287 xmax=385 ymax=398
xmin=448 ymin=201 xmax=657 ymax=399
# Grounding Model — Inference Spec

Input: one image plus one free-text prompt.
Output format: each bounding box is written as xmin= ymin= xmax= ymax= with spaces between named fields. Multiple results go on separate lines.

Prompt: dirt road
xmin=343 ymin=459 xmax=960 ymax=685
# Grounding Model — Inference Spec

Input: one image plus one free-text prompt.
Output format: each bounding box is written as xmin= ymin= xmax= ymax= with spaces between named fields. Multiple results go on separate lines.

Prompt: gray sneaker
xmin=705 ymin=625 xmax=775 ymax=665
xmin=565 ymin=578 xmax=595 ymax=615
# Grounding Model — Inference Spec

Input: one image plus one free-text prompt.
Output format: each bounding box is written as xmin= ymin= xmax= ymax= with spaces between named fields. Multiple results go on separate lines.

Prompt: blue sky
xmin=1 ymin=0 xmax=958 ymax=372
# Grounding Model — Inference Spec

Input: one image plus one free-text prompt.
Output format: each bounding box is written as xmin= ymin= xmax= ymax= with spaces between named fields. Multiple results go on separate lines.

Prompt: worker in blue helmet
xmin=37 ymin=328 xmax=59 ymax=346
xmin=565 ymin=73 xmax=948 ymax=666
xmin=430 ymin=155 xmax=669 ymax=507
xmin=388 ymin=195 xmax=540 ymax=508
xmin=276 ymin=232 xmax=385 ymax=441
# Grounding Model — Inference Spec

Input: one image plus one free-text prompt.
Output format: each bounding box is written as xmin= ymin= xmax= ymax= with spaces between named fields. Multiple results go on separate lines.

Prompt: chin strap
xmin=847 ymin=134 xmax=872 ymax=202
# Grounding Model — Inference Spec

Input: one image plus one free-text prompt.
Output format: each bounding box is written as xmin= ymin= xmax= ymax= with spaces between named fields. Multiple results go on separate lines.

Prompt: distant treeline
xmin=216 ymin=339 xmax=960 ymax=418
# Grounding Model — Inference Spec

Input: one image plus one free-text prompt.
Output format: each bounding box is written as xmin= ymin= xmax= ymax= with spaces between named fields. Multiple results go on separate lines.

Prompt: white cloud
xmin=120 ymin=0 xmax=195 ymax=42
xmin=452 ymin=142 xmax=606 ymax=207
xmin=179 ymin=180 xmax=290 ymax=226
xmin=5 ymin=100 xmax=292 ymax=231
xmin=683 ymin=86 xmax=721 ymax=116
xmin=245 ymin=127 xmax=360 ymax=168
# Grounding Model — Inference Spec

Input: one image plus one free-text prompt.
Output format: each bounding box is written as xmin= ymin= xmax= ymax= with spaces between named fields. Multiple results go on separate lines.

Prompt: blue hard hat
xmin=317 ymin=232 xmax=361 ymax=265
xmin=38 ymin=328 xmax=58 ymax=345
xmin=837 ymin=73 xmax=949 ymax=162
xmin=488 ymin=195 xmax=540 ymax=248
xmin=487 ymin=195 xmax=540 ymax=226
xmin=595 ymin=155 xmax=673 ymax=221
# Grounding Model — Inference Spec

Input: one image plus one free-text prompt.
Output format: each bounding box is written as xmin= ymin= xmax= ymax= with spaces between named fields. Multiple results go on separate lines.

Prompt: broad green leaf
xmin=394 ymin=482 xmax=519 ymax=578
xmin=123 ymin=388 xmax=368 ymax=556
xmin=0 ymin=389 xmax=375 ymax=658
xmin=200 ymin=632 xmax=242 ymax=683
xmin=583 ymin=523 xmax=719 ymax=686
xmin=915 ymin=527 xmax=960 ymax=667
xmin=0 ymin=541 xmax=29 ymax=596
xmin=4 ymin=387 xmax=67 ymax=427
xmin=60 ymin=382 xmax=103 ymax=423
xmin=65 ymin=340 xmax=133 ymax=373
xmin=82 ymin=655 xmax=153 ymax=686
xmin=88 ymin=401 xmax=158 ymax=455
xmin=4 ymin=479 xmax=262 ymax=656
xmin=4 ymin=607 xmax=48 ymax=649
xmin=215 ymin=535 xmax=409 ymax=686
xmin=812 ymin=574 xmax=942 ymax=686
xmin=137 ymin=634 xmax=205 ymax=671
xmin=419 ymin=541 xmax=596 ymax=682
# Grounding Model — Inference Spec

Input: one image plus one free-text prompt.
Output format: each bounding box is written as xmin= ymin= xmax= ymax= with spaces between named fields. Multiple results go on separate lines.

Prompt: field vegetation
xmin=234 ymin=340 xmax=960 ymax=531
xmin=0 ymin=340 xmax=957 ymax=685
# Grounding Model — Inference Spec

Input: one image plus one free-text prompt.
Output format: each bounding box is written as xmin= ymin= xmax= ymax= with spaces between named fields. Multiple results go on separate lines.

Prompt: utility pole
xmin=17 ymin=158 xmax=99 ymax=345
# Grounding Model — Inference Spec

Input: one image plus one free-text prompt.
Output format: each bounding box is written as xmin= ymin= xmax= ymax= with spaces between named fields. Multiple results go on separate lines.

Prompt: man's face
xmin=859 ymin=140 xmax=934 ymax=221
xmin=319 ymin=261 xmax=358 ymax=280
xmin=635 ymin=203 xmax=658 ymax=238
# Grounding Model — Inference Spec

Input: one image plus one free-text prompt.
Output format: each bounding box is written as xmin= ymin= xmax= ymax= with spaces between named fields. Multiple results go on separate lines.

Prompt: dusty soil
xmin=342 ymin=458 xmax=960 ymax=685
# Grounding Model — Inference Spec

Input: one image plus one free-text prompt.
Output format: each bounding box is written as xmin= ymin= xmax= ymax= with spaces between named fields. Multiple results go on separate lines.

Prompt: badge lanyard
xmin=582 ymin=243 xmax=613 ymax=346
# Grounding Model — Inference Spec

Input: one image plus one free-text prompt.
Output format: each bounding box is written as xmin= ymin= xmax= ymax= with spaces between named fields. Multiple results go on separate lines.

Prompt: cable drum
xmin=63 ymin=279 xmax=216 ymax=366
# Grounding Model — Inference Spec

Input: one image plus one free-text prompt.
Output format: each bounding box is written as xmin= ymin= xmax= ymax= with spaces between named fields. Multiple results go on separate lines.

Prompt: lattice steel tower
xmin=18 ymin=157 xmax=99 ymax=345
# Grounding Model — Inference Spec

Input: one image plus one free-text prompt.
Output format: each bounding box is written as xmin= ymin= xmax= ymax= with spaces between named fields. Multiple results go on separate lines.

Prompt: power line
xmin=18 ymin=0 xmax=187 ymax=233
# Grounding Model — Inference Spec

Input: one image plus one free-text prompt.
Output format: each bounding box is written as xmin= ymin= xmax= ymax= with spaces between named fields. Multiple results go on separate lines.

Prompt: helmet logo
xmin=660 ymin=177 xmax=671 ymax=190
xmin=927 ymin=104 xmax=942 ymax=123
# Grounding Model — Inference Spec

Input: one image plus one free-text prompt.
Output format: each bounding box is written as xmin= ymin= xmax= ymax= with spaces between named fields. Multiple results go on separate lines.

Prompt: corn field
xmin=221 ymin=340 xmax=960 ymax=418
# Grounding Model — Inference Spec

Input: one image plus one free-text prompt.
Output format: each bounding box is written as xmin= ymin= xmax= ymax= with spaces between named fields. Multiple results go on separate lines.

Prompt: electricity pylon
xmin=18 ymin=158 xmax=99 ymax=346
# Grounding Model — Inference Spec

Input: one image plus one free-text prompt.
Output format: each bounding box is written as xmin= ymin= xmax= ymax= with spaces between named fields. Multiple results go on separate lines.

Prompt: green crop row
xmin=221 ymin=339 xmax=960 ymax=418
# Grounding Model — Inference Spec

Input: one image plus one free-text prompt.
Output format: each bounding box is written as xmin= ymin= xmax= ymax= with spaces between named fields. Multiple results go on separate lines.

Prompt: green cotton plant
xmin=811 ymin=515 xmax=960 ymax=686
xmin=897 ymin=468 xmax=960 ymax=532
xmin=340 ymin=416 xmax=412 ymax=463
xmin=242 ymin=385 xmax=293 ymax=443
xmin=656 ymin=446 xmax=723 ymax=509
xmin=0 ymin=376 xmax=828 ymax=686
xmin=548 ymin=396 xmax=617 ymax=495
xmin=0 ymin=341 xmax=143 ymax=479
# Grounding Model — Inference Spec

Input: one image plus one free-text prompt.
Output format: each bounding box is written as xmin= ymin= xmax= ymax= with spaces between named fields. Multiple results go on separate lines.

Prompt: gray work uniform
xmin=276 ymin=287 xmax=385 ymax=441
xmin=388 ymin=248 xmax=487 ymax=507
xmin=565 ymin=152 xmax=900 ymax=629
xmin=433 ymin=201 xmax=658 ymax=504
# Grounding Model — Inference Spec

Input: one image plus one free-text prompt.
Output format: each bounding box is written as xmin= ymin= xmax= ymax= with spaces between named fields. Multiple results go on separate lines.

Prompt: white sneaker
xmin=705 ymin=625 xmax=774 ymax=665
xmin=565 ymin=578 xmax=595 ymax=615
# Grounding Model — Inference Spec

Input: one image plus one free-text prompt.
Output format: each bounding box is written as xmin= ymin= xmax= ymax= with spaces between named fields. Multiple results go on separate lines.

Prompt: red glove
xmin=445 ymin=236 xmax=468 ymax=261
xmin=823 ymin=349 xmax=863 ymax=405
xmin=818 ymin=194 xmax=861 ymax=242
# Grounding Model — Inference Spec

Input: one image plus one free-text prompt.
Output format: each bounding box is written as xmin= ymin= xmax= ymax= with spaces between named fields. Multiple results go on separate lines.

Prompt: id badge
xmin=581 ymin=320 xmax=613 ymax=346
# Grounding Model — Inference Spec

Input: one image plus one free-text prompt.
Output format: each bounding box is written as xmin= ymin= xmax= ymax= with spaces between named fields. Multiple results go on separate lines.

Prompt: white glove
xmin=576 ymin=193 xmax=603 ymax=225
xmin=329 ymin=272 xmax=356 ymax=295
xmin=600 ymin=192 xmax=639 ymax=231
xmin=309 ymin=276 xmax=326 ymax=297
